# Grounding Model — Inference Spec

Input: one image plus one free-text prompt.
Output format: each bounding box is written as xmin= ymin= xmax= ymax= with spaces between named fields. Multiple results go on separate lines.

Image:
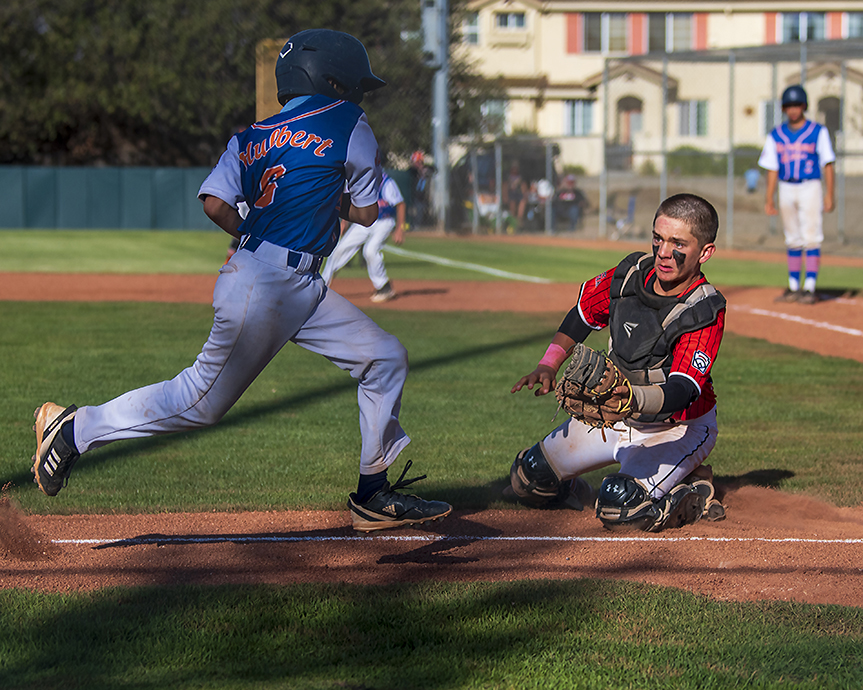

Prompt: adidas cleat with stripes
xmin=348 ymin=461 xmax=452 ymax=533
xmin=32 ymin=403 xmax=80 ymax=497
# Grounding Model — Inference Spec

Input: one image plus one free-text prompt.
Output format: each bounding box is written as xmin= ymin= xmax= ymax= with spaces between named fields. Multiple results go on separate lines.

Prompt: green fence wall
xmin=0 ymin=167 xmax=414 ymax=231
xmin=0 ymin=167 xmax=215 ymax=230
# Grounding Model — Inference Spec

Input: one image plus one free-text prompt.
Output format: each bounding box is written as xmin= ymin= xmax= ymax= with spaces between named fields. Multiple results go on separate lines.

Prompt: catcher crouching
xmin=509 ymin=193 xmax=726 ymax=532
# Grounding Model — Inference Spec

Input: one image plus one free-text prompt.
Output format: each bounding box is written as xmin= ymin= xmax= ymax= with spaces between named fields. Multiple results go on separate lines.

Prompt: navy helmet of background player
xmin=758 ymin=84 xmax=836 ymax=305
xmin=30 ymin=28 xmax=452 ymax=534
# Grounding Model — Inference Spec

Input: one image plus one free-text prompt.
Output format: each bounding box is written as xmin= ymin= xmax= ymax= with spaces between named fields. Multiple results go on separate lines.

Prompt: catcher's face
xmin=651 ymin=215 xmax=715 ymax=296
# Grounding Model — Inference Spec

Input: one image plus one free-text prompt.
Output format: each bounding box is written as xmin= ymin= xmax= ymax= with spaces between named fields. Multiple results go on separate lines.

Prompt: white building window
xmin=565 ymin=100 xmax=594 ymax=136
xmin=780 ymin=12 xmax=826 ymax=43
xmin=679 ymin=100 xmax=708 ymax=136
xmin=463 ymin=12 xmax=479 ymax=45
xmin=481 ymin=100 xmax=508 ymax=136
xmin=583 ymin=13 xmax=627 ymax=54
xmin=648 ymin=13 xmax=693 ymax=52
xmin=847 ymin=12 xmax=863 ymax=37
xmin=495 ymin=12 xmax=525 ymax=30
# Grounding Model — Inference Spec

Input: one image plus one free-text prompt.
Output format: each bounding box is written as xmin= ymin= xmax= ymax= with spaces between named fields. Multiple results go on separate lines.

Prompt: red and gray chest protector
xmin=607 ymin=252 xmax=725 ymax=421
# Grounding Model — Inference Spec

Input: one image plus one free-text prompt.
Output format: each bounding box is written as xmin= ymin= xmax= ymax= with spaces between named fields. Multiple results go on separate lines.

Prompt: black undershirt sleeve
xmin=558 ymin=306 xmax=593 ymax=342
xmin=659 ymin=376 xmax=700 ymax=414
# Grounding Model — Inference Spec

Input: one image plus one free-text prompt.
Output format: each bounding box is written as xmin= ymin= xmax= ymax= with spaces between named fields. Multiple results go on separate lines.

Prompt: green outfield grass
xmin=4 ymin=303 xmax=862 ymax=513
xmin=4 ymin=229 xmax=863 ymax=290
xmin=3 ymin=231 xmax=862 ymax=689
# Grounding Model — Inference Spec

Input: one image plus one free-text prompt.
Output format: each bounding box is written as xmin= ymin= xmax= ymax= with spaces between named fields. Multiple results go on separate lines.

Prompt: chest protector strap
xmin=607 ymin=252 xmax=725 ymax=389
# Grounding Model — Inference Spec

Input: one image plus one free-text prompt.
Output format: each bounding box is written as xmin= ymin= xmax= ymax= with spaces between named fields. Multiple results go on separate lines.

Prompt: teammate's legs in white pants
xmin=361 ymin=217 xmax=396 ymax=290
xmin=321 ymin=223 xmax=372 ymax=286
xmin=797 ymin=180 xmax=824 ymax=249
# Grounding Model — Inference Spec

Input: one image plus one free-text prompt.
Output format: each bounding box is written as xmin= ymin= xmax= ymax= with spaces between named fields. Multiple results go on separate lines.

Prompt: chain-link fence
xmin=431 ymin=39 xmax=863 ymax=256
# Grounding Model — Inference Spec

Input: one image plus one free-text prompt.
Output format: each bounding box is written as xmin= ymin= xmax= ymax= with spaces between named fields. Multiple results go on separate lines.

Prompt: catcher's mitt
xmin=555 ymin=343 xmax=634 ymax=436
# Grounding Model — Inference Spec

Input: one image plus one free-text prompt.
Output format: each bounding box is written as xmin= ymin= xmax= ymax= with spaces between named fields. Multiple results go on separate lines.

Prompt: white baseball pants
xmin=321 ymin=217 xmax=396 ymax=290
xmin=778 ymin=179 xmax=824 ymax=249
xmin=73 ymin=240 xmax=410 ymax=475
xmin=539 ymin=408 xmax=718 ymax=499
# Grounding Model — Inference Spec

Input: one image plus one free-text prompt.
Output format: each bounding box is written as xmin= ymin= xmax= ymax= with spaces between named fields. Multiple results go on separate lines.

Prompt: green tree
xmin=0 ymin=0 xmax=498 ymax=167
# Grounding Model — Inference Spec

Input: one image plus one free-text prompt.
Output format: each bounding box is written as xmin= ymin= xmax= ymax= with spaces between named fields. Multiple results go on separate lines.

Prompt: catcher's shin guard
xmin=596 ymin=473 xmax=710 ymax=532
xmin=596 ymin=474 xmax=660 ymax=531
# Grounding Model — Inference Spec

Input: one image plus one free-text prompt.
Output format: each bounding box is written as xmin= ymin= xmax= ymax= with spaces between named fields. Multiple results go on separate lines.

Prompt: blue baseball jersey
xmin=758 ymin=120 xmax=835 ymax=182
xmin=199 ymin=94 xmax=381 ymax=256
xmin=376 ymin=173 xmax=404 ymax=220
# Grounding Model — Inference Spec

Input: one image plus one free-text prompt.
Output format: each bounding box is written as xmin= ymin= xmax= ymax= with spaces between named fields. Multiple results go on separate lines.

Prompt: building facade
xmin=457 ymin=1 xmax=863 ymax=174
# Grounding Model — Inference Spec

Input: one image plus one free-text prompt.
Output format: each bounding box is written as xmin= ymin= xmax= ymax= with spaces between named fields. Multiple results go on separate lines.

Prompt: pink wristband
xmin=538 ymin=343 xmax=568 ymax=370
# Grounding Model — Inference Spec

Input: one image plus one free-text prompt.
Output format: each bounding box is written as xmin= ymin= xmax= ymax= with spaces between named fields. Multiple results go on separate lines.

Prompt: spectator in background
xmin=504 ymin=163 xmax=528 ymax=228
xmin=744 ymin=168 xmax=760 ymax=194
xmin=554 ymin=174 xmax=589 ymax=231
xmin=408 ymin=151 xmax=432 ymax=229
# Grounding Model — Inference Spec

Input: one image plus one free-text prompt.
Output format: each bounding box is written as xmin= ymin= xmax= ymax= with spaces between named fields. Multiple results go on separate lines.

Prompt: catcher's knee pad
xmin=508 ymin=443 xmax=569 ymax=508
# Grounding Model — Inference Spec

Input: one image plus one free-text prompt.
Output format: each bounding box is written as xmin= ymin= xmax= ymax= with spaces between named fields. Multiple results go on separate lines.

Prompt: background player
xmin=321 ymin=171 xmax=406 ymax=303
xmin=759 ymin=84 xmax=835 ymax=305
xmin=30 ymin=29 xmax=451 ymax=533
xmin=509 ymin=193 xmax=726 ymax=531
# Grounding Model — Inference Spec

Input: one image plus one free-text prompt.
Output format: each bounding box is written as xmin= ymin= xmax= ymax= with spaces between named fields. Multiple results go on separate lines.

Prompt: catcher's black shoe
xmin=348 ymin=460 xmax=452 ymax=532
xmin=32 ymin=403 xmax=80 ymax=497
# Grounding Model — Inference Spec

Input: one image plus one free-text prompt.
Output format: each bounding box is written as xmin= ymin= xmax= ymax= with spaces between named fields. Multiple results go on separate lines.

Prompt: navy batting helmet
xmin=781 ymin=84 xmax=808 ymax=108
xmin=275 ymin=29 xmax=385 ymax=106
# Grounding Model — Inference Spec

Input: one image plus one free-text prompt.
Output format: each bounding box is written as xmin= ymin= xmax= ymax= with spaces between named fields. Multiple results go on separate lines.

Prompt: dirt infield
xmin=2 ymin=249 xmax=863 ymax=605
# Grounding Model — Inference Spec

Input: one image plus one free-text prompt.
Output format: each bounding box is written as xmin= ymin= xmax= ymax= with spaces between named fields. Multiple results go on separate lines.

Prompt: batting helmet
xmin=275 ymin=29 xmax=386 ymax=106
xmin=781 ymin=84 xmax=808 ymax=108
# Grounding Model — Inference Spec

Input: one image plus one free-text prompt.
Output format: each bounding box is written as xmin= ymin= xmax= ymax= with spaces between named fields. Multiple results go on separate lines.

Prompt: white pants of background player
xmin=540 ymin=408 xmax=718 ymax=499
xmin=321 ymin=216 xmax=396 ymax=290
xmin=778 ymin=179 xmax=824 ymax=249
xmin=71 ymin=240 xmax=410 ymax=475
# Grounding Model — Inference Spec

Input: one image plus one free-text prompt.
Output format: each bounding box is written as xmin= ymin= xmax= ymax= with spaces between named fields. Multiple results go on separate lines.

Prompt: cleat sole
xmin=351 ymin=506 xmax=452 ymax=533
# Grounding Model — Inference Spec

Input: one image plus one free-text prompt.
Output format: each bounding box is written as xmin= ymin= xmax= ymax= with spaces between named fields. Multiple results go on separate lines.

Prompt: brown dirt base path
xmin=2 ymin=251 xmax=862 ymax=605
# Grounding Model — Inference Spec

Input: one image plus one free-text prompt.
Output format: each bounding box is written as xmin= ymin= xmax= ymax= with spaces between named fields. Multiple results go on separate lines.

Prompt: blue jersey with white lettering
xmin=769 ymin=121 xmax=827 ymax=182
xmin=199 ymin=94 xmax=381 ymax=256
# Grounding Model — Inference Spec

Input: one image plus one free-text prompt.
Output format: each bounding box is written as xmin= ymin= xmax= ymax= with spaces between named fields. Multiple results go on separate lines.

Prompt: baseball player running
xmin=321 ymin=171 xmax=406 ymax=302
xmin=759 ymin=84 xmax=835 ymax=305
xmin=508 ymin=194 xmax=726 ymax=532
xmin=30 ymin=29 xmax=451 ymax=533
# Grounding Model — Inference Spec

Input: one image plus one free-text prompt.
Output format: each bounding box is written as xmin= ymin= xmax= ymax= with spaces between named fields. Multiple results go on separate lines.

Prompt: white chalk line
xmin=731 ymin=305 xmax=863 ymax=337
xmin=53 ymin=535 xmax=863 ymax=546
xmin=383 ymin=245 xmax=552 ymax=284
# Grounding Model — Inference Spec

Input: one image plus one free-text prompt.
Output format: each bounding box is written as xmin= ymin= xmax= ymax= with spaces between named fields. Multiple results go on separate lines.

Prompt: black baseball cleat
xmin=348 ymin=460 xmax=452 ymax=532
xmin=32 ymin=403 xmax=80 ymax=497
xmin=774 ymin=288 xmax=801 ymax=303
